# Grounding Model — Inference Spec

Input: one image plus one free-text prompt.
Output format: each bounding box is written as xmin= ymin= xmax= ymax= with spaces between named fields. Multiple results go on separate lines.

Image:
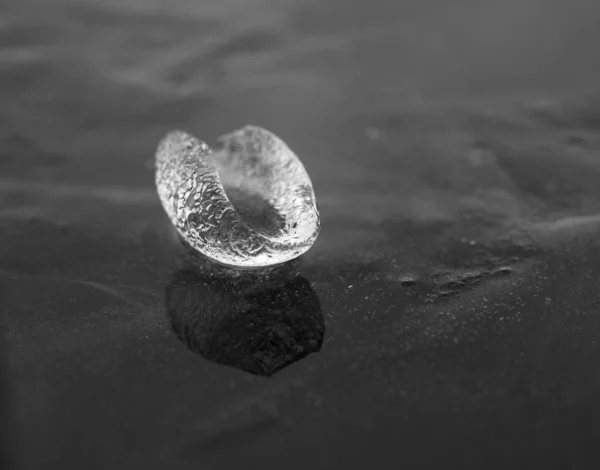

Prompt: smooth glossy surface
xmin=3 ymin=0 xmax=600 ymax=469
xmin=155 ymin=126 xmax=320 ymax=267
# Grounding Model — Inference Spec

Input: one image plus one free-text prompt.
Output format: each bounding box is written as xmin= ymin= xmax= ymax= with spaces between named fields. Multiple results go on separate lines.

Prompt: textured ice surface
xmin=155 ymin=126 xmax=320 ymax=267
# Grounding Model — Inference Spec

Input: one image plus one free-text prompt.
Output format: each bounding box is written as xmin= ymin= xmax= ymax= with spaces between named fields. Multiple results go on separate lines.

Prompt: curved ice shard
xmin=155 ymin=125 xmax=320 ymax=267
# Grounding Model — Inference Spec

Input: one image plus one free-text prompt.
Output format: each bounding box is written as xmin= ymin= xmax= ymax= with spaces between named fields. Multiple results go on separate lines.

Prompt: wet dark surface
xmin=2 ymin=0 xmax=600 ymax=468
xmin=166 ymin=268 xmax=324 ymax=376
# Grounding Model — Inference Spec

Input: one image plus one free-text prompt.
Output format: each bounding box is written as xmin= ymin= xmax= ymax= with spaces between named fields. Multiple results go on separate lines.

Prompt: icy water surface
xmin=2 ymin=0 xmax=600 ymax=469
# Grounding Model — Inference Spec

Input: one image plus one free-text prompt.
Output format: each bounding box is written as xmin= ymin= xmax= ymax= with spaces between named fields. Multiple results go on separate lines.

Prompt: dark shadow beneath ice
xmin=165 ymin=268 xmax=324 ymax=376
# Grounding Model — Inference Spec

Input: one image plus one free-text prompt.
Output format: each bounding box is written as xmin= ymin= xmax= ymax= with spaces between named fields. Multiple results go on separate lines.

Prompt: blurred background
xmin=4 ymin=0 xmax=600 ymax=247
xmin=3 ymin=0 xmax=600 ymax=184
xmin=3 ymin=0 xmax=600 ymax=469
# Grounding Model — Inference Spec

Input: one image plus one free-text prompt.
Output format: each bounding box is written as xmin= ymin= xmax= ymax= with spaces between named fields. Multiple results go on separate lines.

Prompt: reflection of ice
xmin=155 ymin=126 xmax=320 ymax=267
xmin=165 ymin=268 xmax=324 ymax=376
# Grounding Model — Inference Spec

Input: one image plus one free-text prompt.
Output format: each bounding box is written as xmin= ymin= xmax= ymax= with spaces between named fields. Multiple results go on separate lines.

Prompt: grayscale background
xmin=2 ymin=0 xmax=600 ymax=468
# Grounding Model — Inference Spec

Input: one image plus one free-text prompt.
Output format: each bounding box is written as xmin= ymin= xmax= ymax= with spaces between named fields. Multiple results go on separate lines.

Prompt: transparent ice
xmin=155 ymin=125 xmax=321 ymax=267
